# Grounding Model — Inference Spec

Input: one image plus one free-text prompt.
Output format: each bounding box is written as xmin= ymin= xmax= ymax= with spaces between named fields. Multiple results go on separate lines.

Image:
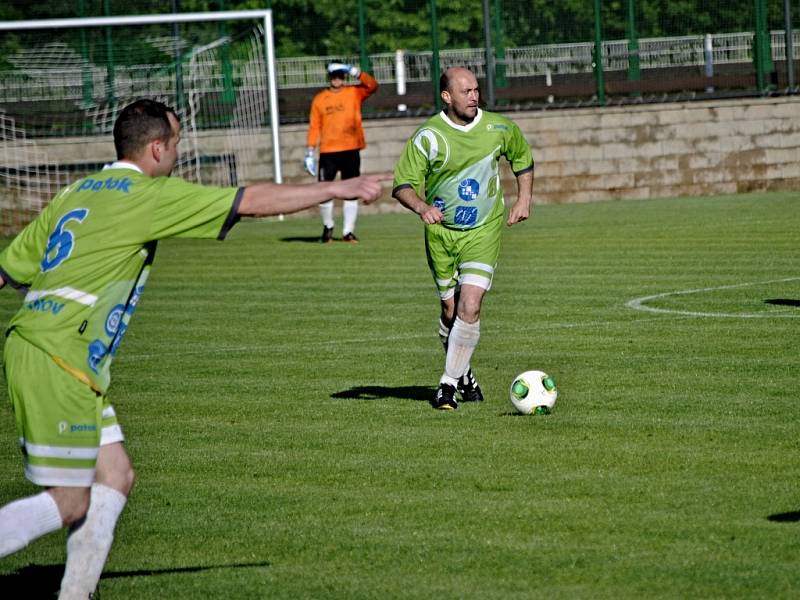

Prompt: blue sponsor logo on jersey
xmin=105 ymin=304 xmax=125 ymax=337
xmin=110 ymin=322 xmax=128 ymax=356
xmin=88 ymin=339 xmax=108 ymax=373
xmin=454 ymin=206 xmax=478 ymax=226
xmin=25 ymin=298 xmax=66 ymax=315
xmin=433 ymin=197 xmax=446 ymax=211
xmin=77 ymin=176 xmax=133 ymax=193
xmin=486 ymin=123 xmax=508 ymax=131
xmin=458 ymin=179 xmax=480 ymax=202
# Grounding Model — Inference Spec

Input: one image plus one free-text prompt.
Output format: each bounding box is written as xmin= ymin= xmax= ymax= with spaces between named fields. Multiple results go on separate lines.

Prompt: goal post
xmin=0 ymin=10 xmax=282 ymax=235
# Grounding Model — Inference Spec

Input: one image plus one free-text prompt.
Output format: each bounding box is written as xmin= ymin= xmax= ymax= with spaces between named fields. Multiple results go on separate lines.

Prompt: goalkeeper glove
xmin=303 ymin=149 xmax=317 ymax=177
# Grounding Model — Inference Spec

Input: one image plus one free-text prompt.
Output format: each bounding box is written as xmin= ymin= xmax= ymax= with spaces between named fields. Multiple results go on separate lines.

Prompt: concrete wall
xmin=283 ymin=96 xmax=800 ymax=209
xmin=36 ymin=96 xmax=800 ymax=212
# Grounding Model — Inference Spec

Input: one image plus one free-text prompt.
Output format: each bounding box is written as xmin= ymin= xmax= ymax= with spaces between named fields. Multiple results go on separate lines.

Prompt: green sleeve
xmin=148 ymin=177 xmax=243 ymax=241
xmin=505 ymin=122 xmax=534 ymax=175
xmin=0 ymin=191 xmax=64 ymax=287
xmin=392 ymin=133 xmax=429 ymax=199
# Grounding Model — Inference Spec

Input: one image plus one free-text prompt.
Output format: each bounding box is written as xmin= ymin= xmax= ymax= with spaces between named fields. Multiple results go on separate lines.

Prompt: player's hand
xmin=506 ymin=199 xmax=531 ymax=226
xmin=303 ymin=149 xmax=317 ymax=177
xmin=348 ymin=65 xmax=360 ymax=77
xmin=330 ymin=174 xmax=391 ymax=205
xmin=418 ymin=204 xmax=444 ymax=225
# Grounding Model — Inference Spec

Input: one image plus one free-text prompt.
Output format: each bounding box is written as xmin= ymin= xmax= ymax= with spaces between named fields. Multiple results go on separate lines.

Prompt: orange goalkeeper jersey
xmin=306 ymin=72 xmax=379 ymax=153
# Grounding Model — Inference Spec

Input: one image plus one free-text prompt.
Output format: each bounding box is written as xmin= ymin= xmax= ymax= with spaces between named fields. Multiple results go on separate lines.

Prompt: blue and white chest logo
xmin=432 ymin=197 xmax=446 ymax=211
xmin=458 ymin=179 xmax=480 ymax=202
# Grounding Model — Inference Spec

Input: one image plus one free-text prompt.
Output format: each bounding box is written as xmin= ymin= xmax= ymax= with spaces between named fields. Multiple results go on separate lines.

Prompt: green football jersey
xmin=0 ymin=163 xmax=242 ymax=394
xmin=393 ymin=109 xmax=533 ymax=230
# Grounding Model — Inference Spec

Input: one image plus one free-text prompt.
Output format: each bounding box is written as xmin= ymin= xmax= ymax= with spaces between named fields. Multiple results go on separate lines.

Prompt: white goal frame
xmin=0 ymin=9 xmax=283 ymax=182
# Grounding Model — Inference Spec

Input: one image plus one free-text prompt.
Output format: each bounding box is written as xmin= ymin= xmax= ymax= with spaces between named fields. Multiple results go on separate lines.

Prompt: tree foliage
xmin=0 ymin=0 xmax=793 ymax=59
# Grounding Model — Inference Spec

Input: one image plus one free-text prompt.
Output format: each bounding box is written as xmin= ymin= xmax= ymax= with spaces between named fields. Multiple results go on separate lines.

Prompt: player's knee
xmin=457 ymin=301 xmax=481 ymax=323
xmin=110 ymin=463 xmax=136 ymax=497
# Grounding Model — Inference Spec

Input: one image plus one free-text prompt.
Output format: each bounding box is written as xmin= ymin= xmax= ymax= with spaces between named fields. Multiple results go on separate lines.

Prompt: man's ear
xmin=150 ymin=140 xmax=162 ymax=163
xmin=440 ymin=90 xmax=450 ymax=107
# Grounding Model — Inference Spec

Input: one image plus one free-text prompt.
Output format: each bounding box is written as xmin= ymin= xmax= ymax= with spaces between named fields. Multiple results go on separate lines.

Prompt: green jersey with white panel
xmin=393 ymin=108 xmax=533 ymax=230
xmin=0 ymin=163 xmax=242 ymax=394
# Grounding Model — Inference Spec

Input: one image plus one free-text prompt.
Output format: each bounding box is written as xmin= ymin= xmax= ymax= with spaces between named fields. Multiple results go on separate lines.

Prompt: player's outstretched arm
xmin=393 ymin=187 xmax=443 ymax=225
xmin=238 ymin=175 xmax=389 ymax=217
xmin=506 ymin=170 xmax=534 ymax=226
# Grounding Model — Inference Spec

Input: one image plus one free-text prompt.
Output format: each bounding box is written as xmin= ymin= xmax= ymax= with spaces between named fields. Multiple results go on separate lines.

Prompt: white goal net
xmin=0 ymin=10 xmax=280 ymax=235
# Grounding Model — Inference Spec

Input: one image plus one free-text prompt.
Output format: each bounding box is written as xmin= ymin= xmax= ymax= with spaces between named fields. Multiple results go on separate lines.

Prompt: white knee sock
xmin=442 ymin=317 xmax=480 ymax=384
xmin=320 ymin=200 xmax=334 ymax=229
xmin=0 ymin=492 xmax=63 ymax=557
xmin=59 ymin=484 xmax=127 ymax=600
xmin=438 ymin=318 xmax=450 ymax=352
xmin=343 ymin=200 xmax=358 ymax=235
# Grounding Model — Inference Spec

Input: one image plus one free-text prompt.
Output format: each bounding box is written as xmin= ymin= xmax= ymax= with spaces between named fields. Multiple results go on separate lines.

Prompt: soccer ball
xmin=509 ymin=370 xmax=558 ymax=415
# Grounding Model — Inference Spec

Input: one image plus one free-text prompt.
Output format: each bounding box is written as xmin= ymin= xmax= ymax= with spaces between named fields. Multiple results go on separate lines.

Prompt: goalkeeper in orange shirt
xmin=304 ymin=62 xmax=379 ymax=243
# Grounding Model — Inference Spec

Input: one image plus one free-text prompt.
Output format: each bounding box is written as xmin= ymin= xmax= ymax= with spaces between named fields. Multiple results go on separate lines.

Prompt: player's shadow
xmin=0 ymin=561 xmax=270 ymax=596
xmin=279 ymin=236 xmax=324 ymax=243
xmin=331 ymin=385 xmax=436 ymax=402
xmin=767 ymin=510 xmax=800 ymax=522
xmin=764 ymin=298 xmax=800 ymax=307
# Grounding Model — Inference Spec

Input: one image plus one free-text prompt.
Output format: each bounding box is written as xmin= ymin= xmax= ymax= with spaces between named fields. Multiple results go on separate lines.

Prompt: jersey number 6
xmin=41 ymin=208 xmax=90 ymax=273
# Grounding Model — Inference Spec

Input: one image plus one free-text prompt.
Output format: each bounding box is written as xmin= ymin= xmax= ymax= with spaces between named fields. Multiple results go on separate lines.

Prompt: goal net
xmin=0 ymin=10 xmax=280 ymax=236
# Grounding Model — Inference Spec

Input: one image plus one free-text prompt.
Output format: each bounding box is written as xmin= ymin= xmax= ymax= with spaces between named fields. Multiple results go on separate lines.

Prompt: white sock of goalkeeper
xmin=59 ymin=483 xmax=127 ymax=600
xmin=442 ymin=317 xmax=480 ymax=385
xmin=320 ymin=200 xmax=335 ymax=229
xmin=343 ymin=200 xmax=358 ymax=235
xmin=0 ymin=492 xmax=63 ymax=557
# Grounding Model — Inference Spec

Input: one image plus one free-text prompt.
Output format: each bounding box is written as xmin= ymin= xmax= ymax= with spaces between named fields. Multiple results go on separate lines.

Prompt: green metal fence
xmin=0 ymin=0 xmax=798 ymax=129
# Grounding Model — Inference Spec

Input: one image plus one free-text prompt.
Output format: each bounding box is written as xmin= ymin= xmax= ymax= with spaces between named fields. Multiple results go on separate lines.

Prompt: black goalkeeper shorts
xmin=318 ymin=149 xmax=361 ymax=182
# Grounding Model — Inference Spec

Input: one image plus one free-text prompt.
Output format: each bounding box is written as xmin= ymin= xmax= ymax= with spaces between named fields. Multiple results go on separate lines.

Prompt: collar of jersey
xmin=103 ymin=160 xmax=144 ymax=174
xmin=439 ymin=108 xmax=482 ymax=132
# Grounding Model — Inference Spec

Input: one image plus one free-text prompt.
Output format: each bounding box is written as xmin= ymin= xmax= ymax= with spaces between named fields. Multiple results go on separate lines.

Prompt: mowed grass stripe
xmin=0 ymin=191 xmax=798 ymax=599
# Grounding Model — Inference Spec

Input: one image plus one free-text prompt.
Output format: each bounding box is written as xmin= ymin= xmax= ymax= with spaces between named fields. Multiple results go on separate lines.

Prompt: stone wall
xmin=36 ymin=96 xmax=800 ymax=212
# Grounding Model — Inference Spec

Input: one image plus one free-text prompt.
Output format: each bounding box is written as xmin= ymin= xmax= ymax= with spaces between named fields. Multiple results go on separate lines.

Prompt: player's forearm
xmin=515 ymin=170 xmax=534 ymax=205
xmin=239 ymin=177 xmax=385 ymax=217
xmin=0 ymin=273 xmax=5 ymax=290
xmin=239 ymin=182 xmax=338 ymax=217
xmin=393 ymin=186 xmax=428 ymax=215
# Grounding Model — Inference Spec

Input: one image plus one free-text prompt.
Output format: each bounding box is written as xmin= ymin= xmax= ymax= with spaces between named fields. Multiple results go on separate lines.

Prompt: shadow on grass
xmin=279 ymin=236 xmax=324 ymax=243
xmin=0 ymin=561 xmax=270 ymax=596
xmin=767 ymin=510 xmax=800 ymax=523
xmin=764 ymin=299 xmax=800 ymax=307
xmin=331 ymin=385 xmax=435 ymax=402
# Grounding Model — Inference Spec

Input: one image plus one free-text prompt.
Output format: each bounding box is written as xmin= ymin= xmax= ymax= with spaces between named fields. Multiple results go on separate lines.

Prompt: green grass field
xmin=0 ymin=191 xmax=798 ymax=598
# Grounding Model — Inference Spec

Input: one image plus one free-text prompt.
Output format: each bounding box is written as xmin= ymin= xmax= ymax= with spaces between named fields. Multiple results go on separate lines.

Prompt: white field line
xmin=625 ymin=277 xmax=800 ymax=319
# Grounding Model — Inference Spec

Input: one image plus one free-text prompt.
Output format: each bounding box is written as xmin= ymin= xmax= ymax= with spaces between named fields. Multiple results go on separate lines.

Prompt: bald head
xmin=439 ymin=67 xmax=480 ymax=125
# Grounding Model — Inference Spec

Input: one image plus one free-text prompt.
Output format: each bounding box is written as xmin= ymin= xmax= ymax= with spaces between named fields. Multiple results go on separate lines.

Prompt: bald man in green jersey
xmin=0 ymin=99 xmax=385 ymax=599
xmin=393 ymin=67 xmax=534 ymax=410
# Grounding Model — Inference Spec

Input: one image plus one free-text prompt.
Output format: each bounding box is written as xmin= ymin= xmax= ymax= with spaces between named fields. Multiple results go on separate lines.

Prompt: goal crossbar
xmin=0 ymin=10 xmax=283 ymax=182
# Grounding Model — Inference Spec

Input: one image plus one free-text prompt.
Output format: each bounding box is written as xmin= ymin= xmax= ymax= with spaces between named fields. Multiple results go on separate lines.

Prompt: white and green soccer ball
xmin=509 ymin=370 xmax=558 ymax=415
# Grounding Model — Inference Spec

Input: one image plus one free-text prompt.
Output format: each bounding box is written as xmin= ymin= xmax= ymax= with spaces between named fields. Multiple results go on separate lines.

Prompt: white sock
xmin=320 ymin=200 xmax=334 ymax=229
xmin=438 ymin=318 xmax=450 ymax=352
xmin=443 ymin=317 xmax=480 ymax=383
xmin=59 ymin=484 xmax=127 ymax=600
xmin=342 ymin=200 xmax=358 ymax=236
xmin=0 ymin=492 xmax=63 ymax=557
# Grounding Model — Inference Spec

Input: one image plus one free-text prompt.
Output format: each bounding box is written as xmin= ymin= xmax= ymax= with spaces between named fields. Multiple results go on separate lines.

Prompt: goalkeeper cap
xmin=327 ymin=62 xmax=349 ymax=78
